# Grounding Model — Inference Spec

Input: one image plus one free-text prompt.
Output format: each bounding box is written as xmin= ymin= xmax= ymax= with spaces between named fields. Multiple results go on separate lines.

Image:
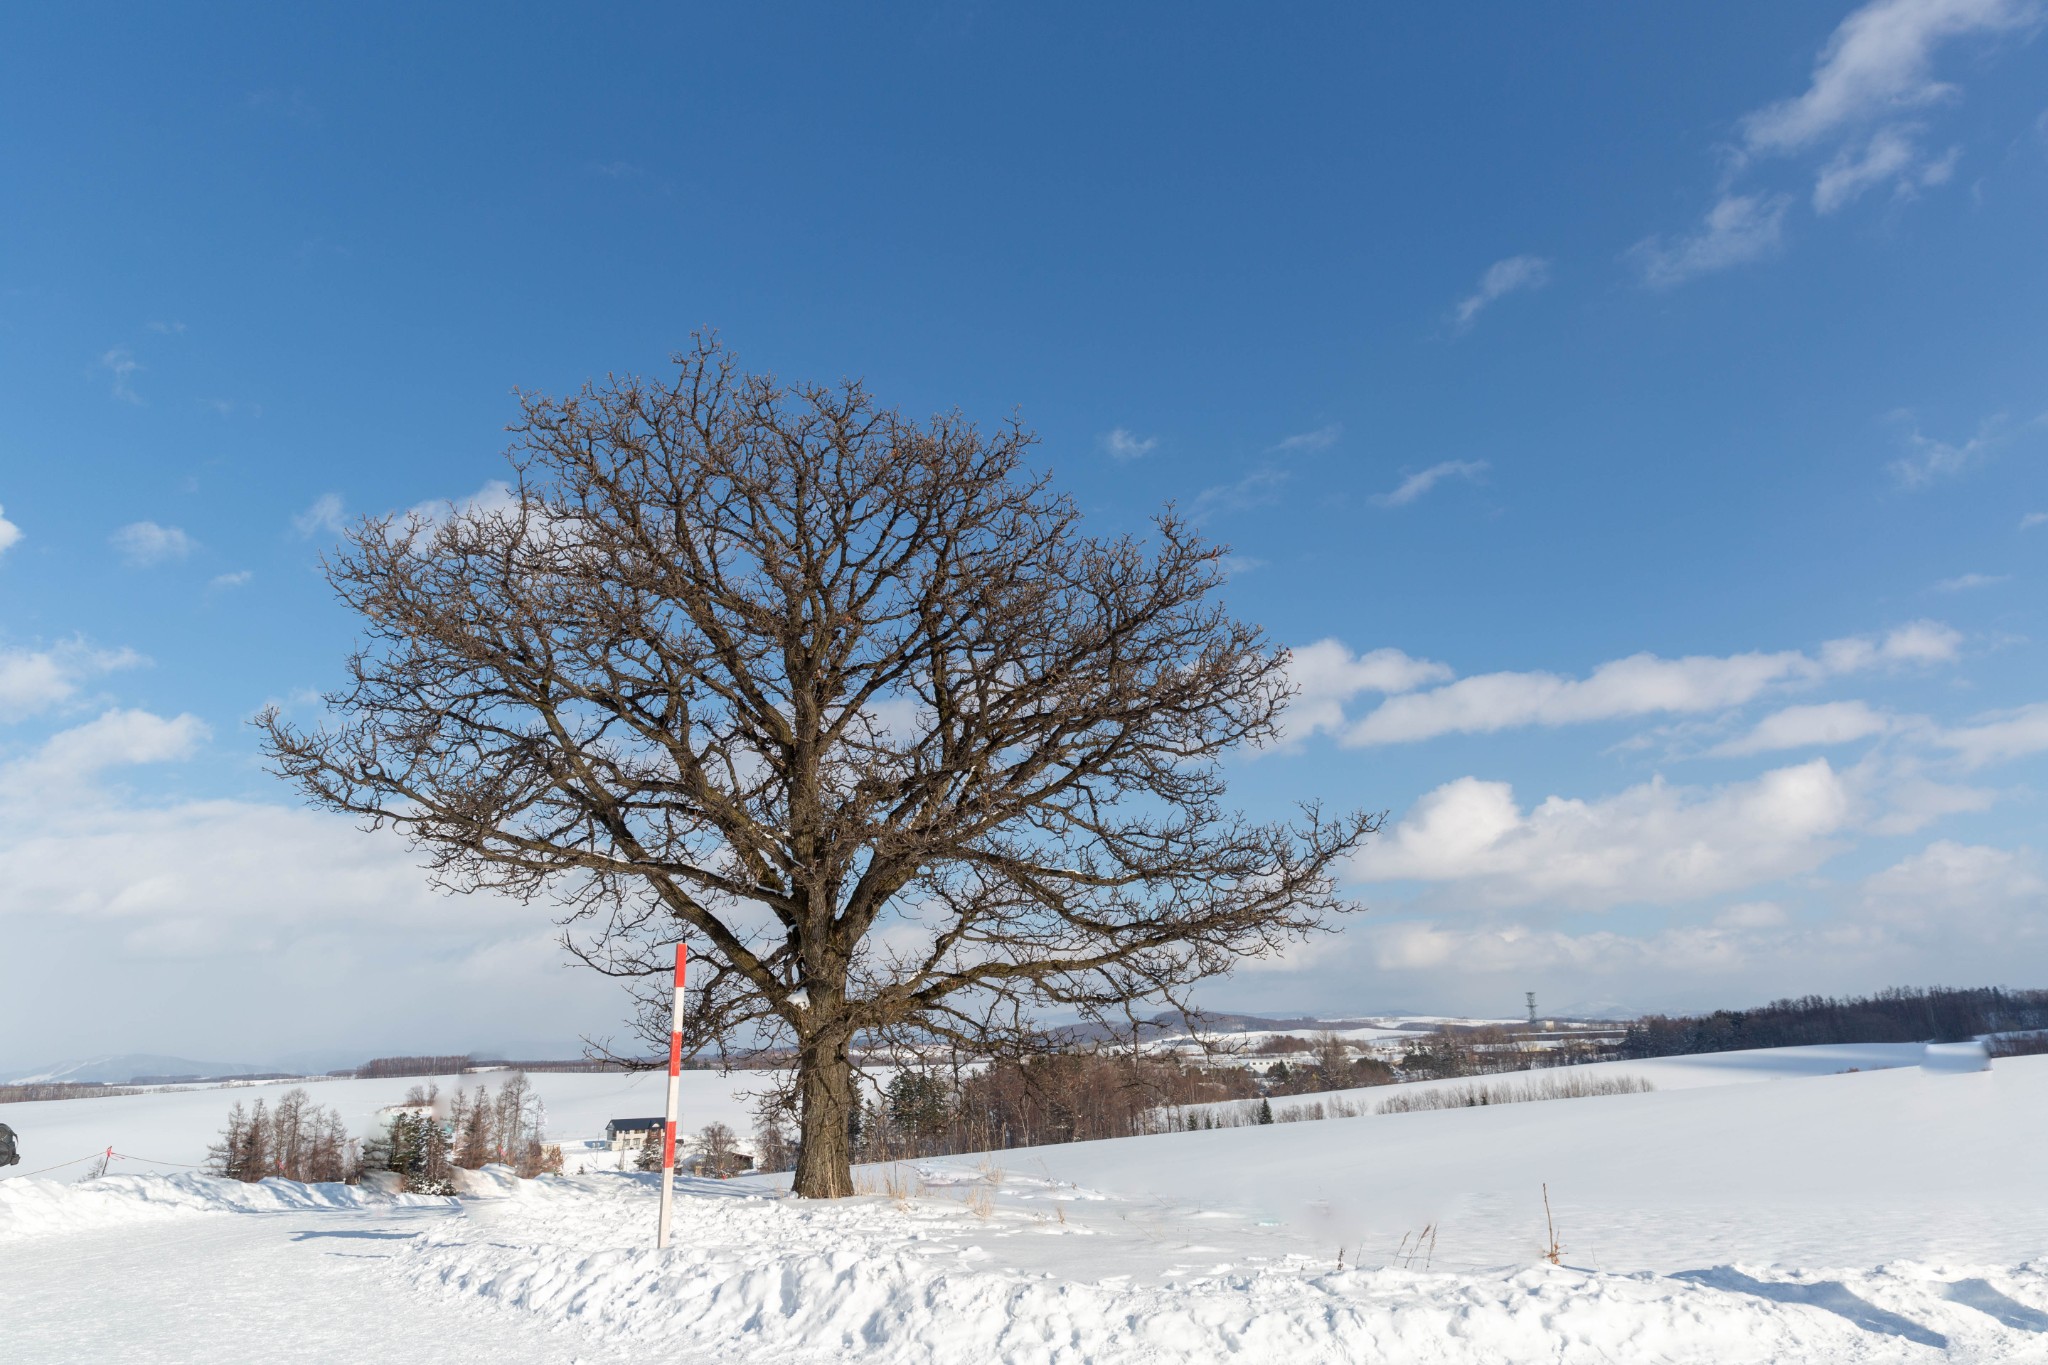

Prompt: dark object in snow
xmin=0 ymin=1122 xmax=18 ymax=1166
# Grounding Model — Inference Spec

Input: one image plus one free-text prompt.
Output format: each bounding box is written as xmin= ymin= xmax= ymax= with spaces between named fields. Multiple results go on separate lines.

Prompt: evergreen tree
xmin=635 ymin=1124 xmax=668 ymax=1172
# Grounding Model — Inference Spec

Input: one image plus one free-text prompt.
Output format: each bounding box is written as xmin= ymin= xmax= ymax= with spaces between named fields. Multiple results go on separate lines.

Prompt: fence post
xmin=657 ymin=941 xmax=687 ymax=1250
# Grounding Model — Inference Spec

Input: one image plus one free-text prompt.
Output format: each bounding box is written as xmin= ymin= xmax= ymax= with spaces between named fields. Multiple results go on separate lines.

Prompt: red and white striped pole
xmin=656 ymin=941 xmax=687 ymax=1250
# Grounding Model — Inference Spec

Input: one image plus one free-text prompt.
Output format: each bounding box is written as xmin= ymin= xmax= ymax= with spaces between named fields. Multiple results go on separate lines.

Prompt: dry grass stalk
xmin=1377 ymin=1072 xmax=1652 ymax=1115
xmin=1542 ymin=1183 xmax=1563 ymax=1266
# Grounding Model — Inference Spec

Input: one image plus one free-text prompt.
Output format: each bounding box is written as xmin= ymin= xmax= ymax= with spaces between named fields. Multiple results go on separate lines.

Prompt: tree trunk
xmin=790 ymin=1027 xmax=857 ymax=1198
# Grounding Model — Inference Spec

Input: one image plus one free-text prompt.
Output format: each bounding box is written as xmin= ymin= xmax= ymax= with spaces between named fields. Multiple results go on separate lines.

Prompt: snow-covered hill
xmin=3 ymin=1045 xmax=2045 ymax=1362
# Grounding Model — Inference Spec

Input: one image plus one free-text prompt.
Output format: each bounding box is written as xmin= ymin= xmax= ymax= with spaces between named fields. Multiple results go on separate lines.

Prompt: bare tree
xmin=696 ymin=1121 xmax=740 ymax=1178
xmin=261 ymin=335 xmax=1375 ymax=1197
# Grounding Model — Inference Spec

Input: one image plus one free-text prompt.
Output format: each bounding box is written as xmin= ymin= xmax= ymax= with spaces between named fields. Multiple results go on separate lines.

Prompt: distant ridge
xmin=4 ymin=1054 xmax=274 ymax=1086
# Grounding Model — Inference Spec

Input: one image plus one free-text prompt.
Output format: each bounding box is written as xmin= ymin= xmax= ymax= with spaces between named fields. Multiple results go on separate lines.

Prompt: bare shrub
xmin=1990 ymin=1032 xmax=2048 ymax=1059
xmin=696 ymin=1121 xmax=745 ymax=1177
xmin=1377 ymin=1072 xmax=1653 ymax=1115
xmin=753 ymin=1113 xmax=795 ymax=1174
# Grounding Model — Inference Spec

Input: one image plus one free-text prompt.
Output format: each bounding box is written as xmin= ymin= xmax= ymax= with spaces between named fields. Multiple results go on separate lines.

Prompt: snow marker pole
xmin=657 ymin=941 xmax=687 ymax=1250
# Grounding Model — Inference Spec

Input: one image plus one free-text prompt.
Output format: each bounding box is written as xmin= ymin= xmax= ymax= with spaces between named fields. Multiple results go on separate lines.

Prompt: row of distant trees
xmin=205 ymin=1073 xmax=560 ymax=1190
xmin=1618 ymin=987 xmax=2048 ymax=1057
xmin=736 ymin=1049 xmax=1384 ymax=1170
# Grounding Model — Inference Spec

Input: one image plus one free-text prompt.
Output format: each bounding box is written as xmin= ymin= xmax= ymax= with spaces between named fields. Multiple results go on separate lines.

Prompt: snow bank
xmin=1923 ymin=1041 xmax=1992 ymax=1073
xmin=400 ymin=1175 xmax=2048 ymax=1364
xmin=0 ymin=1172 xmax=454 ymax=1240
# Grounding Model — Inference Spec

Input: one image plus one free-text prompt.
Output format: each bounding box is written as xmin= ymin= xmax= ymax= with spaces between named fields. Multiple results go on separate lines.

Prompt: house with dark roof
xmin=605 ymin=1116 xmax=664 ymax=1152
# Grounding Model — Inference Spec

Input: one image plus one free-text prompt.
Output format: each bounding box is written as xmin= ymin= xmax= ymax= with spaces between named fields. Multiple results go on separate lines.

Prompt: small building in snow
xmin=605 ymin=1117 xmax=665 ymax=1152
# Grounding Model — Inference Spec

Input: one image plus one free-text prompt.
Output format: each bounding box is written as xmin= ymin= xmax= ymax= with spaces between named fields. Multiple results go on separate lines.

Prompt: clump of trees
xmin=373 ymin=1103 xmax=457 ymax=1195
xmin=1261 ymin=1032 xmax=1395 ymax=1093
xmin=208 ymin=1088 xmax=360 ymax=1184
xmin=262 ymin=335 xmax=1374 ymax=1198
xmin=447 ymin=1073 xmax=557 ymax=1177
xmin=1619 ymin=987 xmax=2048 ymax=1058
xmin=206 ymin=1073 xmax=562 ymax=1193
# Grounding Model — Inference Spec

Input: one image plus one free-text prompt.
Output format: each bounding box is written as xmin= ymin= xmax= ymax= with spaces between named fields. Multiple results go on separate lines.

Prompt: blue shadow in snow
xmin=1941 ymin=1278 xmax=2048 ymax=1332
xmin=1676 ymin=1268 xmax=1948 ymax=1350
xmin=290 ymin=1229 xmax=418 ymax=1241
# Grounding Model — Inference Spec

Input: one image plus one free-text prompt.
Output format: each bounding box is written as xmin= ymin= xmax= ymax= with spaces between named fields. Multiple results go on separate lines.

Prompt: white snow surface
xmin=0 ymin=1170 xmax=454 ymax=1239
xmin=3 ymin=1049 xmax=2047 ymax=1363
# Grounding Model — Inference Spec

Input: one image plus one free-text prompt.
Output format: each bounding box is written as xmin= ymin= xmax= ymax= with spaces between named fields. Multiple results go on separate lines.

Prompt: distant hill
xmin=4 ymin=1054 xmax=276 ymax=1086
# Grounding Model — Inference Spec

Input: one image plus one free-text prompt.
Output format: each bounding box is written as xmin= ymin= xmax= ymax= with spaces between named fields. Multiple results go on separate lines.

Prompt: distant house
xmin=606 ymin=1117 xmax=665 ymax=1152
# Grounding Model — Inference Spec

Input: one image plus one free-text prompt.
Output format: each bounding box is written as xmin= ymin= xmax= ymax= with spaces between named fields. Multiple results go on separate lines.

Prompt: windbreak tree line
xmin=264 ymin=336 xmax=1373 ymax=1198
xmin=747 ymin=1044 xmax=1397 ymax=1170
xmin=1618 ymin=986 xmax=2048 ymax=1057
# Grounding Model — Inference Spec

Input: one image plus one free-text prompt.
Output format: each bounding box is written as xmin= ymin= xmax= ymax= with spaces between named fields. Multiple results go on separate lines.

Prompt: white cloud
xmin=209 ymin=570 xmax=253 ymax=590
xmin=1712 ymin=700 xmax=1895 ymax=756
xmin=146 ymin=320 xmax=186 ymax=335
xmin=1631 ymin=194 xmax=1791 ymax=288
xmin=1 ymin=709 xmax=210 ymax=798
xmin=1373 ymin=460 xmax=1489 ymax=508
xmin=1858 ymin=839 xmax=2046 ymax=938
xmin=1353 ymin=760 xmax=1855 ymax=910
xmin=1340 ymin=622 xmax=1956 ymax=747
xmin=1453 ymin=255 xmax=1551 ymax=329
xmin=1361 ymin=919 xmax=1775 ymax=978
xmin=293 ymin=492 xmax=346 ymax=537
xmin=1269 ymin=424 xmax=1342 ymax=454
xmin=1934 ymin=700 xmax=2048 ymax=766
xmin=1889 ymin=413 xmax=2011 ymax=486
xmin=1813 ymin=125 xmax=1928 ymax=212
xmin=2022 ymin=511 xmax=2048 ymax=529
xmin=111 ymin=521 xmax=196 ymax=567
xmin=0 ymin=772 xmax=624 ymax=1058
xmin=1816 ymin=619 xmax=1962 ymax=668
xmin=1932 ymin=571 xmax=2008 ymax=591
xmin=0 ymin=504 xmax=20 ymax=557
xmin=406 ymin=480 xmax=518 ymax=528
xmin=1100 ymin=428 xmax=1157 ymax=462
xmin=100 ymin=346 xmax=143 ymax=403
xmin=0 ymin=642 xmax=145 ymax=723
xmin=1279 ymin=641 xmax=1453 ymax=743
xmin=1741 ymin=0 xmax=2037 ymax=154
xmin=1188 ymin=466 xmax=1287 ymax=523
xmin=1631 ymin=0 xmax=2036 ymax=294
xmin=1865 ymin=765 xmax=1996 ymax=835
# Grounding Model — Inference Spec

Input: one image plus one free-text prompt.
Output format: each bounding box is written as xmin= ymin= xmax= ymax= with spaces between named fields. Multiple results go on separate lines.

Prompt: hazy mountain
xmin=5 ymin=1054 xmax=275 ymax=1085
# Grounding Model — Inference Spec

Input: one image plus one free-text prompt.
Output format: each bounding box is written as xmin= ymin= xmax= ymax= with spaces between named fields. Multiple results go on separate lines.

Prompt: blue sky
xmin=3 ymin=2 xmax=2045 ymax=1065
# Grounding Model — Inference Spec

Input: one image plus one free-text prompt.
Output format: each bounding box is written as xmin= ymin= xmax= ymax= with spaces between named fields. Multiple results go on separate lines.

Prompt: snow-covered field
xmin=4 ymin=1046 xmax=2046 ymax=1363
